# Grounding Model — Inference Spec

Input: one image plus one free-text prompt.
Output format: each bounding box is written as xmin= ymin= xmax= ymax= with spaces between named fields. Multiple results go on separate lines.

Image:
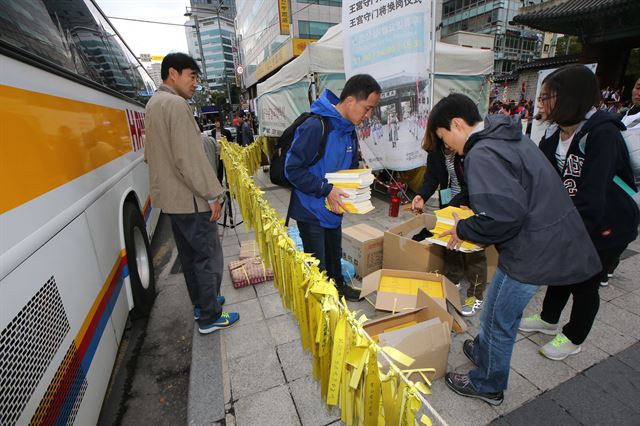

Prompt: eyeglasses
xmin=537 ymin=94 xmax=556 ymax=103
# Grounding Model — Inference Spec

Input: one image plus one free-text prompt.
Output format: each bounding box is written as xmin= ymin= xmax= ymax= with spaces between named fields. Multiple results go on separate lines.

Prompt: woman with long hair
xmin=519 ymin=65 xmax=639 ymax=360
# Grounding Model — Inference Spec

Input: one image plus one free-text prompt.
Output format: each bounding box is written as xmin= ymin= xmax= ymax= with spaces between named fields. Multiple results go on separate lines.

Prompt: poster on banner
xmin=342 ymin=0 xmax=434 ymax=171
xmin=530 ymin=63 xmax=597 ymax=145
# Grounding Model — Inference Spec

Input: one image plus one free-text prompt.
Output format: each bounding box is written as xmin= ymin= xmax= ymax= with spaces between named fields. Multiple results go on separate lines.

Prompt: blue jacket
xmin=285 ymin=90 xmax=358 ymax=228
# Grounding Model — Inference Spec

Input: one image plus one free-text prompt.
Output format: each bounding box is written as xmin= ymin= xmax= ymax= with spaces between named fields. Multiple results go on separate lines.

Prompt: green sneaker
xmin=518 ymin=314 xmax=557 ymax=335
xmin=540 ymin=333 xmax=581 ymax=360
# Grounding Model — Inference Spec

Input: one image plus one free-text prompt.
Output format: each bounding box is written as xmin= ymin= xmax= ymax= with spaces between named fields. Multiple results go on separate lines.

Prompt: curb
xmin=187 ymin=328 xmax=226 ymax=425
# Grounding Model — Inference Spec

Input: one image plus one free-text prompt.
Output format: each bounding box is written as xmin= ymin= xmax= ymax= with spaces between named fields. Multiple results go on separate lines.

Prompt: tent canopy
xmin=257 ymin=24 xmax=494 ymax=97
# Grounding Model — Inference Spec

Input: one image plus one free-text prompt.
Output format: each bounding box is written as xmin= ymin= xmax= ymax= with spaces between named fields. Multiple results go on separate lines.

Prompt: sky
xmin=96 ymin=0 xmax=191 ymax=58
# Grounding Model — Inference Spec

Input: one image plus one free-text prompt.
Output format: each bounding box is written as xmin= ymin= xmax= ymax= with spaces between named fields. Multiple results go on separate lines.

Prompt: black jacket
xmin=417 ymin=149 xmax=468 ymax=207
xmin=456 ymin=115 xmax=601 ymax=286
xmin=219 ymin=127 xmax=234 ymax=143
xmin=539 ymin=111 xmax=639 ymax=250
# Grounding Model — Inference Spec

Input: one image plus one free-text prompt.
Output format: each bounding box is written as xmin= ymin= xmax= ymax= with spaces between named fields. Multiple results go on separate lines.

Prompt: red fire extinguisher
xmin=389 ymin=194 xmax=401 ymax=217
xmin=388 ymin=182 xmax=405 ymax=217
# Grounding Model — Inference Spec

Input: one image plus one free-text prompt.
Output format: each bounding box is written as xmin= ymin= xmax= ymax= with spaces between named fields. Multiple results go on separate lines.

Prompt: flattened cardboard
xmin=360 ymin=271 xmax=467 ymax=333
xmin=342 ymin=223 xmax=384 ymax=278
xmin=363 ymin=293 xmax=453 ymax=379
xmin=383 ymin=214 xmax=445 ymax=273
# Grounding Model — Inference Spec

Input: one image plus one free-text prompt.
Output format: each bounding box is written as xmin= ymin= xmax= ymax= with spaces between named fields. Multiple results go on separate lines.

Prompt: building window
xmin=543 ymin=44 xmax=549 ymax=53
xmin=298 ymin=20 xmax=334 ymax=39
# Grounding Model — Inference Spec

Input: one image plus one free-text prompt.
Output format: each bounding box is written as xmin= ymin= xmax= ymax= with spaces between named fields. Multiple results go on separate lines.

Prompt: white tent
xmin=257 ymin=25 xmax=494 ymax=135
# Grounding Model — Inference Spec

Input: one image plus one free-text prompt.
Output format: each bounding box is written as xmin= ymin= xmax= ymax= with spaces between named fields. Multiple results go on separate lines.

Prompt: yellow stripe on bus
xmin=0 ymin=85 xmax=134 ymax=214
xmin=75 ymin=249 xmax=127 ymax=345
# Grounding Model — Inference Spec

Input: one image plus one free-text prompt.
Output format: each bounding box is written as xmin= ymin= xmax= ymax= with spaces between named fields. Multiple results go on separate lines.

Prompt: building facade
xmin=235 ymin=0 xmax=342 ymax=99
xmin=441 ymin=0 xmax=547 ymax=73
xmin=185 ymin=14 xmax=236 ymax=93
xmin=190 ymin=0 xmax=237 ymax=20
xmin=145 ymin=62 xmax=162 ymax=87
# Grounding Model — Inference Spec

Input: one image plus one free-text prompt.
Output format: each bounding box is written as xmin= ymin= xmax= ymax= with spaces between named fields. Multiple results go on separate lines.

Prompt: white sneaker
xmin=518 ymin=314 xmax=558 ymax=335
xmin=461 ymin=297 xmax=483 ymax=317
xmin=540 ymin=333 xmax=581 ymax=360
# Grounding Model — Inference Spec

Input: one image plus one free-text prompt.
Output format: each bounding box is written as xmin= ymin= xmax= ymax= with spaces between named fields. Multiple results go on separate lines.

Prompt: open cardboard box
xmin=359 ymin=269 xmax=467 ymax=333
xmin=384 ymin=213 xmax=499 ymax=282
xmin=383 ymin=214 xmax=444 ymax=273
xmin=363 ymin=290 xmax=454 ymax=380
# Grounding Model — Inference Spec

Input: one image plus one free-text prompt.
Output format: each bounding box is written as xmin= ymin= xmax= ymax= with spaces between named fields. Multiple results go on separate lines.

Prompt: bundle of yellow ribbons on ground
xmin=220 ymin=138 xmax=438 ymax=426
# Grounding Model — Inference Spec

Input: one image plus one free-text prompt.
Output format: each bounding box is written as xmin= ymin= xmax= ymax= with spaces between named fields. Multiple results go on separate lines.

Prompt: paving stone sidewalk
xmin=212 ymin=170 xmax=640 ymax=426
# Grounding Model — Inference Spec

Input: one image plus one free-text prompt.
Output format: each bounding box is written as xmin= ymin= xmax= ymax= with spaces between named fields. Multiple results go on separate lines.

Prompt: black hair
xmin=542 ymin=64 xmax=599 ymax=126
xmin=424 ymin=93 xmax=482 ymax=151
xmin=161 ymin=52 xmax=201 ymax=80
xmin=339 ymin=74 xmax=381 ymax=102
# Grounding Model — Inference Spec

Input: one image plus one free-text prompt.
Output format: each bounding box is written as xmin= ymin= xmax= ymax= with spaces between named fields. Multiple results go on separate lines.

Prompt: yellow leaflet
xmin=320 ymin=351 xmax=330 ymax=402
xmin=378 ymin=276 xmax=444 ymax=298
xmin=382 ymin=346 xmax=415 ymax=367
xmin=317 ymin=309 xmax=330 ymax=357
xmin=309 ymin=279 xmax=339 ymax=299
xmin=420 ymin=414 xmax=433 ymax=426
xmin=327 ymin=317 xmax=346 ymax=405
xmin=380 ymin=370 xmax=397 ymax=425
xmin=349 ymin=347 xmax=369 ymax=390
xmin=363 ymin=346 xmax=381 ymax=426
xmin=400 ymin=391 xmax=422 ymax=426
xmin=355 ymin=382 xmax=364 ymax=424
xmin=394 ymin=381 xmax=408 ymax=426
xmin=346 ymin=347 xmax=366 ymax=368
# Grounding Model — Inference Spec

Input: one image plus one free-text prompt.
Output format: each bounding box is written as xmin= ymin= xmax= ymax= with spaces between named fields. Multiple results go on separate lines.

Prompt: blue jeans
xmin=469 ymin=267 xmax=538 ymax=393
xmin=297 ymin=221 xmax=343 ymax=287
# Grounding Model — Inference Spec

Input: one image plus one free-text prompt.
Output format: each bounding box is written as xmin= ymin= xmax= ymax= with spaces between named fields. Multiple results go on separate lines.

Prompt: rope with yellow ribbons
xmin=219 ymin=138 xmax=448 ymax=426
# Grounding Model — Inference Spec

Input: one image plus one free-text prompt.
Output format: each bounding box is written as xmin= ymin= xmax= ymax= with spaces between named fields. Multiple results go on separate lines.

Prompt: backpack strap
xmin=309 ymin=114 xmax=331 ymax=166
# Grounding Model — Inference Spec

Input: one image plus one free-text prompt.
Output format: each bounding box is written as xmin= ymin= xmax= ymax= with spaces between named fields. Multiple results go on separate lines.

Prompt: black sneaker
xmin=338 ymin=284 xmax=361 ymax=302
xmin=463 ymin=339 xmax=476 ymax=365
xmin=445 ymin=372 xmax=504 ymax=406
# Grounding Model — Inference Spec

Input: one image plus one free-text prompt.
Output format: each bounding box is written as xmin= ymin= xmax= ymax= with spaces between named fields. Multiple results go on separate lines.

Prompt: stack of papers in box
xmin=325 ymin=168 xmax=375 ymax=214
xmin=425 ymin=206 xmax=483 ymax=252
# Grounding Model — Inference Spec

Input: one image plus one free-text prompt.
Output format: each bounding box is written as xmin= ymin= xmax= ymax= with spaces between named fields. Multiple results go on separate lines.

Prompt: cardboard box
xmin=363 ymin=290 xmax=453 ymax=379
xmin=383 ymin=214 xmax=445 ymax=274
xmin=342 ymin=224 xmax=384 ymax=278
xmin=359 ymin=269 xmax=467 ymax=333
xmin=384 ymin=213 xmax=500 ymax=283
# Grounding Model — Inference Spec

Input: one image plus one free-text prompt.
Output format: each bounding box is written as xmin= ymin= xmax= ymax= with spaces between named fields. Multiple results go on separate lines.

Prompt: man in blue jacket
xmin=285 ymin=74 xmax=381 ymax=301
xmin=431 ymin=94 xmax=600 ymax=405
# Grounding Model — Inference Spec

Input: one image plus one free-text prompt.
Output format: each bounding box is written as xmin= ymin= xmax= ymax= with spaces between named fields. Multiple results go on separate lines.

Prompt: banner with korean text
xmin=342 ymin=0 xmax=434 ymax=171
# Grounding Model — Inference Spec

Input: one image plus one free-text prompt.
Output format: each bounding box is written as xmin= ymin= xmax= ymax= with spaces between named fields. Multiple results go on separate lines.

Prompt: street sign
xmin=236 ymin=65 xmax=244 ymax=75
xmin=139 ymin=53 xmax=151 ymax=62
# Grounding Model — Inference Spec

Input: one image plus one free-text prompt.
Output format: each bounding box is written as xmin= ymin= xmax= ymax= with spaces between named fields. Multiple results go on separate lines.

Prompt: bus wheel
xmin=123 ymin=202 xmax=156 ymax=317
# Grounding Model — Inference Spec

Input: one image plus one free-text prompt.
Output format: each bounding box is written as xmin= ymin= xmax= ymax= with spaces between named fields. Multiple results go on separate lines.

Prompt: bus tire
xmin=123 ymin=202 xmax=156 ymax=317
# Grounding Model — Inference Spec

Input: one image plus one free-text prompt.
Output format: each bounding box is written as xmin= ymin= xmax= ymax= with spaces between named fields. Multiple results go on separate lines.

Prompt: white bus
xmin=0 ymin=1 xmax=161 ymax=424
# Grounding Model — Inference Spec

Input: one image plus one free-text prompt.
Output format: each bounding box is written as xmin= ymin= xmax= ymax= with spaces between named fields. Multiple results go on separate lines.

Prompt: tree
xmin=555 ymin=35 xmax=582 ymax=56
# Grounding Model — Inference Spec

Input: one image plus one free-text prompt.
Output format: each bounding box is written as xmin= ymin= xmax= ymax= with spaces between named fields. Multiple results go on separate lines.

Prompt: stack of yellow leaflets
xmin=425 ymin=206 xmax=483 ymax=252
xmin=325 ymin=168 xmax=375 ymax=214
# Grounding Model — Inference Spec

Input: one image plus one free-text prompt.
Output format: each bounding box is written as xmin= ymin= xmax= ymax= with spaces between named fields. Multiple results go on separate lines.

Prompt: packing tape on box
xmin=220 ymin=138 xmax=447 ymax=426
